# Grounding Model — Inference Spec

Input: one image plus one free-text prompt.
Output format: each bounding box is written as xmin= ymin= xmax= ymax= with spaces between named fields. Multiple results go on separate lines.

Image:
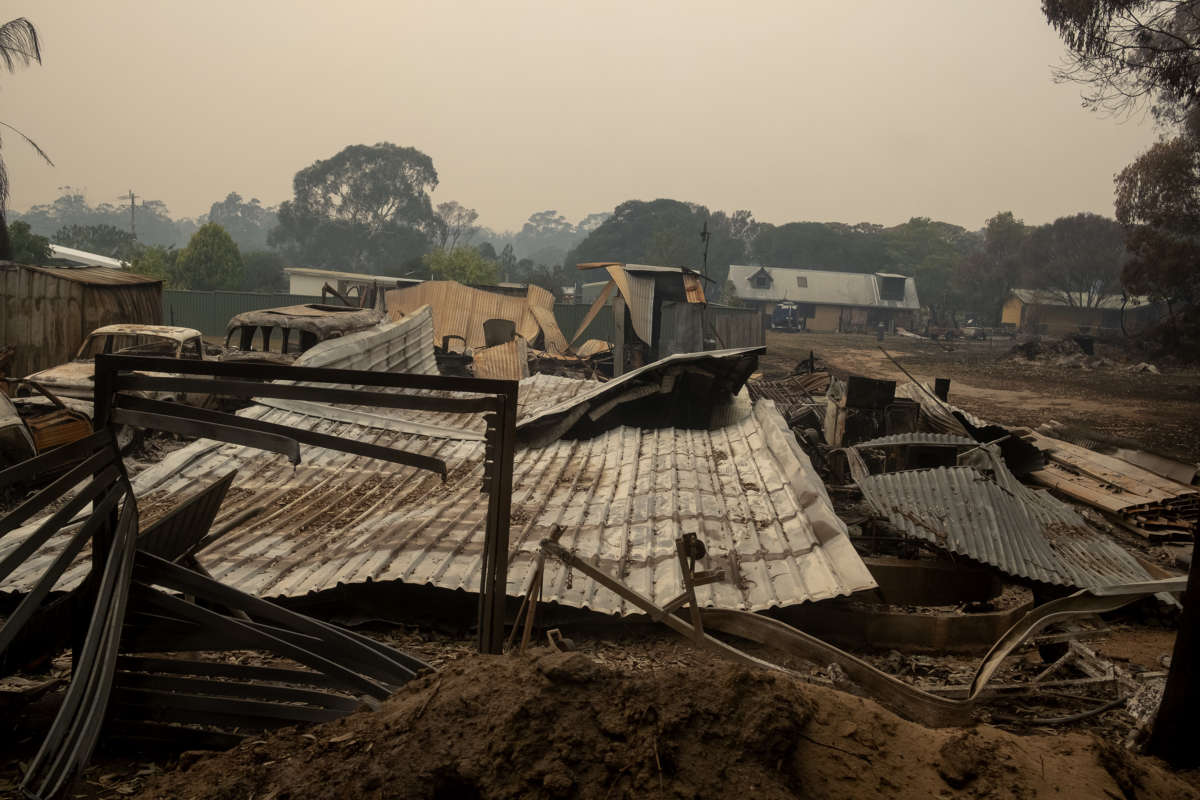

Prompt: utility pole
xmin=121 ymin=190 xmax=138 ymax=237
xmin=699 ymin=218 xmax=711 ymax=280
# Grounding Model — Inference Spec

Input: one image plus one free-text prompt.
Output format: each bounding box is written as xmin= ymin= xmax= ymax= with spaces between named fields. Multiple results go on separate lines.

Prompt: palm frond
xmin=0 ymin=121 xmax=53 ymax=168
xmin=0 ymin=17 xmax=41 ymax=72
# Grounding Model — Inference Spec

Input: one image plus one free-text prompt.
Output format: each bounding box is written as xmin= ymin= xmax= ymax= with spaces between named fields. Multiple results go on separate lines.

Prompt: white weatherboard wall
xmin=288 ymin=274 xmax=325 ymax=296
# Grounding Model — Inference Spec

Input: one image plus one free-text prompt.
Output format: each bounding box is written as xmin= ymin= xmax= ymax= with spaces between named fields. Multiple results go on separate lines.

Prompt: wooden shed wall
xmin=1 ymin=266 xmax=85 ymax=379
xmin=0 ymin=266 xmax=162 ymax=379
xmin=81 ymin=283 xmax=162 ymax=335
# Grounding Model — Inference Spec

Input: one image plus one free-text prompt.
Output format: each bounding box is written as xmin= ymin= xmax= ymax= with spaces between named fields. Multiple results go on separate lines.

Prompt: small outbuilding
xmin=0 ymin=262 xmax=163 ymax=379
xmin=727 ymin=265 xmax=920 ymax=332
xmin=1000 ymin=289 xmax=1163 ymax=336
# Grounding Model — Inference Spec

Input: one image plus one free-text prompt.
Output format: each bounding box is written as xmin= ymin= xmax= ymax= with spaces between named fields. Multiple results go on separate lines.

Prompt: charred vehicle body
xmin=222 ymin=304 xmax=384 ymax=365
xmin=19 ymin=324 xmax=209 ymax=402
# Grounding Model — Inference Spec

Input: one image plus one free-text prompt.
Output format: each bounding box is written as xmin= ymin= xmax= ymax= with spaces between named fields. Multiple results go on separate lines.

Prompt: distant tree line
xmin=0 ymin=140 xmax=1139 ymax=319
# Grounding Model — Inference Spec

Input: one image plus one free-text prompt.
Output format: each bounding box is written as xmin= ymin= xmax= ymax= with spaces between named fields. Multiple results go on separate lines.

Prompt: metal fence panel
xmin=162 ymin=291 xmax=323 ymax=337
xmin=707 ymin=305 xmax=764 ymax=348
xmin=553 ymin=303 xmax=614 ymax=345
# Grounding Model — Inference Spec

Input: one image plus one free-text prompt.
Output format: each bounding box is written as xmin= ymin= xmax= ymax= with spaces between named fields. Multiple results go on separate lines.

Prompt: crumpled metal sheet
xmin=701 ymin=575 xmax=1184 ymax=729
xmin=517 ymin=346 xmax=764 ymax=447
xmin=293 ymin=307 xmax=438 ymax=374
xmin=385 ymin=281 xmax=563 ymax=352
xmin=2 ymin=398 xmax=876 ymax=613
xmin=682 ymin=273 xmax=707 ymax=304
xmin=605 ymin=265 xmax=655 ymax=344
xmin=855 ymin=455 xmax=1157 ymax=590
xmin=472 ymin=338 xmax=530 ymax=381
xmin=852 ymin=433 xmax=978 ymax=448
xmin=893 ymin=383 xmax=989 ymax=435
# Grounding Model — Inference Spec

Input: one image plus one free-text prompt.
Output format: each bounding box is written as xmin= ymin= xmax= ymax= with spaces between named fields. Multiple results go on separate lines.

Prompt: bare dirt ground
xmin=131 ymin=649 xmax=1199 ymax=800
xmin=760 ymin=331 xmax=1200 ymax=463
xmin=3 ymin=621 xmax=1188 ymax=799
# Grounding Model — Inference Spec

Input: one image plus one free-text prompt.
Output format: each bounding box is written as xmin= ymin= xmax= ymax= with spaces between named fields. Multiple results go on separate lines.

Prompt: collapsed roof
xmin=1 ymin=314 xmax=874 ymax=615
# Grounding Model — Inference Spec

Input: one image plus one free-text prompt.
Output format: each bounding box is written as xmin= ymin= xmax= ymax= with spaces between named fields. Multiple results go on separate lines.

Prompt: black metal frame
xmin=0 ymin=427 xmax=440 ymax=797
xmin=92 ymin=353 xmax=520 ymax=654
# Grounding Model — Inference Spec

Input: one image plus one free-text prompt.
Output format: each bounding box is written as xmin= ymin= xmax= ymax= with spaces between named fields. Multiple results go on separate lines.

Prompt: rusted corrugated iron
xmin=575 ymin=339 xmax=611 ymax=358
xmin=473 ymin=338 xmax=530 ymax=381
xmin=385 ymin=280 xmax=566 ymax=352
xmin=682 ymin=273 xmax=707 ymax=304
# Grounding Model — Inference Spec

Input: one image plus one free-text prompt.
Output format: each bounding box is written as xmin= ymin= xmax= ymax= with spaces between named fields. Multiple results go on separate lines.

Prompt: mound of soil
xmin=136 ymin=651 xmax=1198 ymax=800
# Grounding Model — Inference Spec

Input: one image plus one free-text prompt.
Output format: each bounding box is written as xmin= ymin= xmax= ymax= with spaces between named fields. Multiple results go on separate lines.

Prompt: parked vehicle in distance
xmin=18 ymin=324 xmax=211 ymax=403
xmin=221 ymin=304 xmax=384 ymax=365
xmin=770 ymin=302 xmax=806 ymax=332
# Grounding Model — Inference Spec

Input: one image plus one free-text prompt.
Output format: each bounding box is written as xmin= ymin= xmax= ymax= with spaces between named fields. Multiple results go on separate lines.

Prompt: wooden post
xmin=476 ymin=384 xmax=518 ymax=655
xmin=1147 ymin=551 xmax=1200 ymax=767
xmin=613 ymin=297 xmax=626 ymax=377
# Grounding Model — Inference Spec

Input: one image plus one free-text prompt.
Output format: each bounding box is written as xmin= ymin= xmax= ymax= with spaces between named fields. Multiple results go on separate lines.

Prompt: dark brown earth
xmin=131 ymin=651 xmax=1198 ymax=800
xmin=760 ymin=331 xmax=1200 ymax=463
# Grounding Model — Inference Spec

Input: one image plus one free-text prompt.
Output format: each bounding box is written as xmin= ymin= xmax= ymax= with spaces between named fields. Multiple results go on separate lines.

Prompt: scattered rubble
xmin=2 ymin=296 xmax=1198 ymax=798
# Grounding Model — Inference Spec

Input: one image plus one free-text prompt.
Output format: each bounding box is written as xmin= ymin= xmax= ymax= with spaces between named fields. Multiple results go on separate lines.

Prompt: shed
xmin=572 ymin=262 xmax=710 ymax=373
xmin=1000 ymin=289 xmax=1163 ymax=336
xmin=0 ymin=262 xmax=163 ymax=379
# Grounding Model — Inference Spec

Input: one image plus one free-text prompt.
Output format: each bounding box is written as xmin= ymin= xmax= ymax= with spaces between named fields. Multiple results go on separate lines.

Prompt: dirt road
xmin=761 ymin=331 xmax=1200 ymax=463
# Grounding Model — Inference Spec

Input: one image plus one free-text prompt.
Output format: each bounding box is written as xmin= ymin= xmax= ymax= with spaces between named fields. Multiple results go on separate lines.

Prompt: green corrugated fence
xmin=163 ymin=290 xmax=763 ymax=349
xmin=162 ymin=290 xmax=323 ymax=337
xmin=553 ymin=303 xmax=615 ymax=345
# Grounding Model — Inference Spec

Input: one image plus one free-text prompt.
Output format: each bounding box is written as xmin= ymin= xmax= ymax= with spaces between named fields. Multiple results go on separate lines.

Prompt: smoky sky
xmin=5 ymin=1 xmax=1161 ymax=232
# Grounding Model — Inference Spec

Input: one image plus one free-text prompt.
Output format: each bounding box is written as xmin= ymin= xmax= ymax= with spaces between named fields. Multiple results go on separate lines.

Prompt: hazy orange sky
xmin=4 ymin=1 xmax=1161 ymax=232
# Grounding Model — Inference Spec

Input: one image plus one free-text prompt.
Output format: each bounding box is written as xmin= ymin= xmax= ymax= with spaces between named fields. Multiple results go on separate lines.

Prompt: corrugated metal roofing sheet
xmin=576 ymin=339 xmax=611 ymax=358
xmin=2 ymin=399 xmax=876 ymax=613
xmin=293 ymin=308 xmax=438 ymax=375
xmin=23 ymin=264 xmax=161 ymax=286
xmin=853 ymin=433 xmax=978 ymax=448
xmin=893 ymin=383 xmax=986 ymax=435
xmin=855 ymin=456 xmax=1155 ymax=591
xmin=605 ymin=266 xmax=655 ymax=344
xmin=728 ymin=265 xmax=920 ymax=310
xmin=518 ymin=347 xmax=764 ymax=447
xmin=682 ymin=273 xmax=707 ymax=304
xmin=472 ymin=338 xmax=529 ymax=381
xmin=528 ymin=304 xmax=569 ymax=354
xmin=385 ymin=280 xmax=565 ymax=352
xmin=387 ymin=281 xmax=530 ymax=349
